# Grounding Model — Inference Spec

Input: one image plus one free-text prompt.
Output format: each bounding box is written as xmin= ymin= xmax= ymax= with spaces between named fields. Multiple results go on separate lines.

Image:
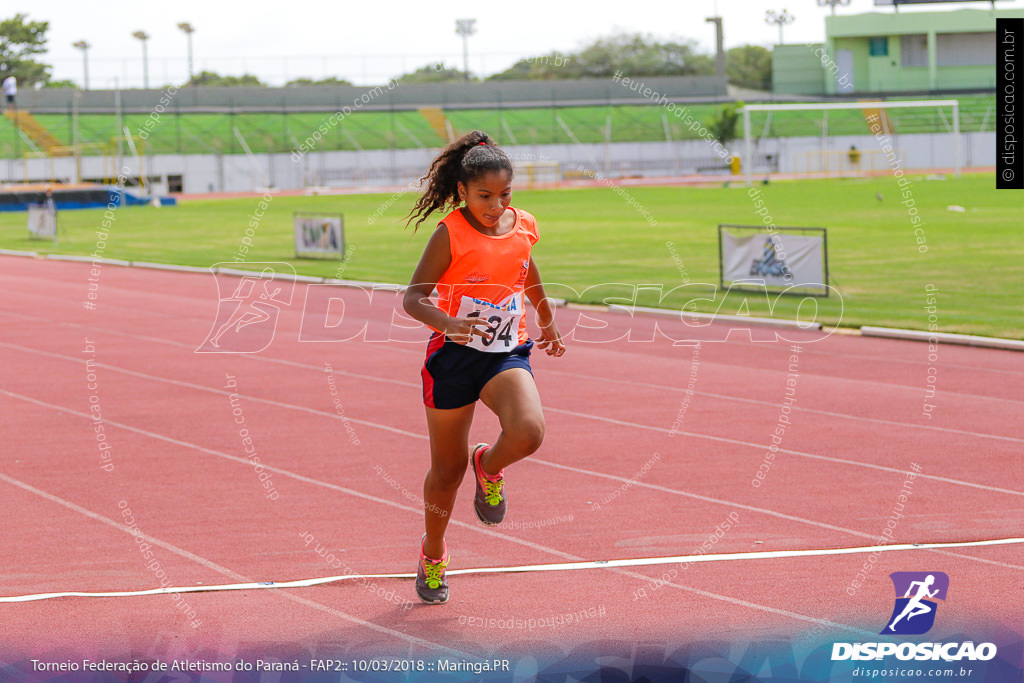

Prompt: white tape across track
xmin=3 ymin=536 xmax=1021 ymax=604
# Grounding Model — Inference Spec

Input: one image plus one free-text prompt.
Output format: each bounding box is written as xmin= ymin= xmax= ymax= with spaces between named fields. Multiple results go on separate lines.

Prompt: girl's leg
xmin=422 ymin=402 xmax=476 ymax=559
xmin=477 ymin=368 xmax=545 ymax=474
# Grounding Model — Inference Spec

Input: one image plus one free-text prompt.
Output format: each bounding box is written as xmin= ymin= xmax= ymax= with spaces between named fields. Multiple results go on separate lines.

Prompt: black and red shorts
xmin=421 ymin=332 xmax=534 ymax=409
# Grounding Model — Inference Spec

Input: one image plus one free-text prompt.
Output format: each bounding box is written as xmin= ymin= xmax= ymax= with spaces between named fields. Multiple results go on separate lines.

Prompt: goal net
xmin=738 ymin=100 xmax=961 ymax=183
xmin=515 ymin=161 xmax=561 ymax=188
xmin=795 ymin=149 xmax=906 ymax=178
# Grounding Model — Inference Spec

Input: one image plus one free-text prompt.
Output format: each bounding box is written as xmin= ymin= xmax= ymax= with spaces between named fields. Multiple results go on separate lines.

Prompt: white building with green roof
xmin=773 ymin=7 xmax=1024 ymax=96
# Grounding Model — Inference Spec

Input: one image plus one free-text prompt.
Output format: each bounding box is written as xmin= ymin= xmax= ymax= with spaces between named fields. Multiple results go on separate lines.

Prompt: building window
xmin=901 ymin=34 xmax=928 ymax=67
xmin=869 ymin=37 xmax=889 ymax=57
xmin=937 ymin=32 xmax=995 ymax=67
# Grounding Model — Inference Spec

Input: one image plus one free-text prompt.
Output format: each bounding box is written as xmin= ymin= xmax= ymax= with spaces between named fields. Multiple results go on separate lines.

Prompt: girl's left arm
xmin=524 ymin=257 xmax=566 ymax=357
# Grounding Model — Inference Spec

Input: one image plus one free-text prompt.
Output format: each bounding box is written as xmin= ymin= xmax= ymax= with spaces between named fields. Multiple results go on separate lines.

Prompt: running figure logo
xmin=882 ymin=572 xmax=949 ymax=635
xmin=197 ymin=263 xmax=295 ymax=353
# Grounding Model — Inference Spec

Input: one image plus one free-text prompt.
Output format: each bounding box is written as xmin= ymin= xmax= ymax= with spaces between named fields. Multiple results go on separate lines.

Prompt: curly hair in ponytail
xmin=405 ymin=130 xmax=514 ymax=231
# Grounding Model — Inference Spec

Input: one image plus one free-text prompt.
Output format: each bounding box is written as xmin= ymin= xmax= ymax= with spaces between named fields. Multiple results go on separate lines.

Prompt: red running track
xmin=1 ymin=254 xmax=1022 ymax=663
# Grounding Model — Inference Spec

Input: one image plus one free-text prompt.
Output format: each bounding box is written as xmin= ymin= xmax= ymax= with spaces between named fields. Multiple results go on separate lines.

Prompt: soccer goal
xmin=738 ymin=100 xmax=962 ymax=185
xmin=516 ymin=160 xmax=561 ymax=188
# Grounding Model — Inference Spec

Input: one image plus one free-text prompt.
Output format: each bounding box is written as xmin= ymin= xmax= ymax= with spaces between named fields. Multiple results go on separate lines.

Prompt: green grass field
xmin=0 ymin=95 xmax=995 ymax=157
xmin=1 ymin=172 xmax=1019 ymax=339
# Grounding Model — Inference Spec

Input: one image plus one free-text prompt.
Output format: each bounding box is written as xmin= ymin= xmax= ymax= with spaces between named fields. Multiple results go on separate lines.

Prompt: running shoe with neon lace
xmin=472 ymin=443 xmax=506 ymax=525
xmin=415 ymin=536 xmax=449 ymax=604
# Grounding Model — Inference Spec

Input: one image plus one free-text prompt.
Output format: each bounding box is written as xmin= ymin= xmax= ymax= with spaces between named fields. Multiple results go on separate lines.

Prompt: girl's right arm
xmin=403 ymin=224 xmax=489 ymax=344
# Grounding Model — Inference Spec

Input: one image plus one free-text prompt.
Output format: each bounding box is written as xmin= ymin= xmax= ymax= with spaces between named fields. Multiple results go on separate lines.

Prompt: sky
xmin=17 ymin=0 xmax=1024 ymax=88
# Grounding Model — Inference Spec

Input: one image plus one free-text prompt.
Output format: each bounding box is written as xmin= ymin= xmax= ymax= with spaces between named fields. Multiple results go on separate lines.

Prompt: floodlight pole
xmin=743 ymin=106 xmax=752 ymax=187
xmin=765 ymin=10 xmax=795 ymax=46
xmin=72 ymin=89 xmax=82 ymax=183
xmin=132 ymin=31 xmax=151 ymax=89
xmin=818 ymin=0 xmax=850 ymax=15
xmin=72 ymin=40 xmax=90 ymax=90
xmin=455 ymin=19 xmax=476 ymax=81
xmin=178 ymin=22 xmax=196 ymax=85
xmin=705 ymin=17 xmax=726 ymax=81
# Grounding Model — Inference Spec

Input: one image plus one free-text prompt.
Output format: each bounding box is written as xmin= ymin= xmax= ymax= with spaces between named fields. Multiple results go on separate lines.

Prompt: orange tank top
xmin=433 ymin=207 xmax=539 ymax=348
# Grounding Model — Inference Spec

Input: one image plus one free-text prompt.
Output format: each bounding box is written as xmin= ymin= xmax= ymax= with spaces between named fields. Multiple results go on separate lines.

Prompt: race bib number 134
xmin=455 ymin=293 xmax=523 ymax=353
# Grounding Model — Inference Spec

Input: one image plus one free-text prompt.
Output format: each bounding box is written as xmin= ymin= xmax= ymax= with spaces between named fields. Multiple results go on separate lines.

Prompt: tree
xmin=575 ymin=33 xmax=715 ymax=78
xmin=487 ymin=52 xmax=576 ymax=81
xmin=706 ymin=101 xmax=743 ymax=147
xmin=286 ymin=76 xmax=353 ymax=87
xmin=186 ymin=70 xmax=264 ymax=87
xmin=0 ymin=13 xmax=51 ymax=86
xmin=42 ymin=79 xmax=76 ymax=88
xmin=487 ymin=33 xmax=716 ymax=81
xmin=726 ymin=45 xmax=772 ymax=91
xmin=394 ymin=63 xmax=474 ymax=84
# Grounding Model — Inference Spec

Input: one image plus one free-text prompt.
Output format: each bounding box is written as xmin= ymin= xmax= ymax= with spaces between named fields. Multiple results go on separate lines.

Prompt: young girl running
xmin=403 ymin=130 xmax=565 ymax=604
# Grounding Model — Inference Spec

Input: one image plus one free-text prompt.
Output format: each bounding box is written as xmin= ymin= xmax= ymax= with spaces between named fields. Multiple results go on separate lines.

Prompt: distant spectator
xmin=848 ymin=144 xmax=861 ymax=167
xmin=3 ymin=76 xmax=16 ymax=109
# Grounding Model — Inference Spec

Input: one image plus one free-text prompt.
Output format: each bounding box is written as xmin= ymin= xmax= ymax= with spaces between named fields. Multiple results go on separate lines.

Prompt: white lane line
xmin=3 ymin=380 xmax=1013 ymax=634
xmin=0 ymin=388 xmax=574 ymax=562
xmin=0 ymin=390 xmax=876 ymax=633
xmin=0 ymin=473 xmax=473 ymax=657
xmin=4 ymin=379 xmax=1022 ymax=579
xmin=543 ymin=406 xmax=1024 ymax=499
xmin=5 ymin=537 xmax=1018 ymax=603
xmin=3 ymin=359 xmax=1017 ymax=558
xmin=0 ymin=473 xmax=249 ymax=580
xmin=6 ymin=331 xmax=1021 ymax=454
xmin=534 ymin=342 xmax=1024 ymax=402
xmin=3 ymin=286 xmax=1023 ymax=406
xmin=5 ymin=266 xmax=1021 ymax=382
xmin=2 ymin=341 xmax=1020 ymax=499
xmin=6 ymin=345 xmax=1024 ymax=569
xmin=543 ymin=368 xmax=1024 ymax=443
xmin=0 ymin=385 xmax=887 ymax=550
xmin=8 ymin=343 xmax=1024 ymax=574
xmin=0 ymin=340 xmax=423 ymax=437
